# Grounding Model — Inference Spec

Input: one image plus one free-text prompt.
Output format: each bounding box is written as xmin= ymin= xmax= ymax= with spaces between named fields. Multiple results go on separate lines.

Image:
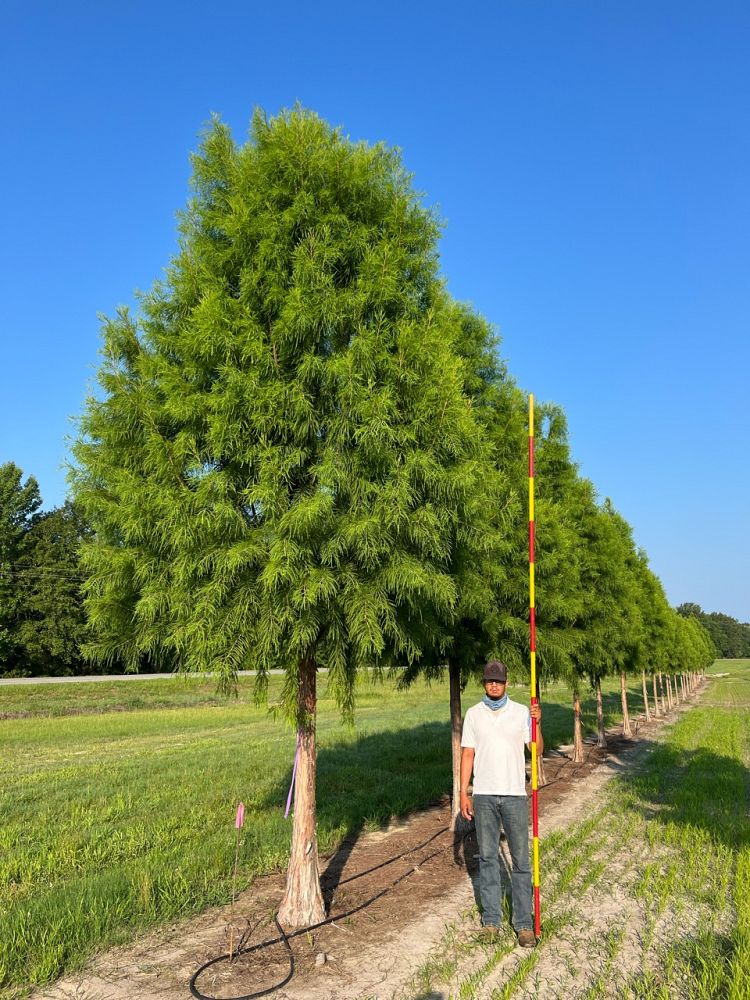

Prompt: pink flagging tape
xmin=284 ymin=734 xmax=301 ymax=819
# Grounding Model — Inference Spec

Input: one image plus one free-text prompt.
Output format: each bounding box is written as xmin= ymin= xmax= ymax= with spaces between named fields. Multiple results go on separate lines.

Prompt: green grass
xmin=617 ymin=660 xmax=750 ymax=1000
xmin=0 ymin=672 xmax=457 ymax=996
xmin=0 ymin=675 xmax=267 ymax=719
xmin=0 ymin=665 xmax=718 ymax=997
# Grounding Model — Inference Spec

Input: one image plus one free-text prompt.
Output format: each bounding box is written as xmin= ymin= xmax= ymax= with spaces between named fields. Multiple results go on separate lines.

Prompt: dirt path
xmin=30 ymin=694 xmax=703 ymax=1000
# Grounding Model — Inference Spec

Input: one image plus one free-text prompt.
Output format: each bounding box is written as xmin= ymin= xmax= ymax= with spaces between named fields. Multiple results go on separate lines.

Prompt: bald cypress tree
xmin=73 ymin=109 xmax=487 ymax=925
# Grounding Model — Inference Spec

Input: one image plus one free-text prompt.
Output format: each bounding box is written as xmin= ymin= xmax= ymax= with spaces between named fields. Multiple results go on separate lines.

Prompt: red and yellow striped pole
xmin=529 ymin=394 xmax=541 ymax=938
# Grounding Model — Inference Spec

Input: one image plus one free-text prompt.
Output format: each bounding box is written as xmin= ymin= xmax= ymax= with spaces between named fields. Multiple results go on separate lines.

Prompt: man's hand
xmin=460 ymin=747 xmax=475 ymax=821
xmin=527 ymin=703 xmax=544 ymax=756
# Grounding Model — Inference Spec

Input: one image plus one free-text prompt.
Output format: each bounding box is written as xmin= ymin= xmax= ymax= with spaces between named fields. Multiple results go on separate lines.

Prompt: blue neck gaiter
xmin=482 ymin=693 xmax=508 ymax=711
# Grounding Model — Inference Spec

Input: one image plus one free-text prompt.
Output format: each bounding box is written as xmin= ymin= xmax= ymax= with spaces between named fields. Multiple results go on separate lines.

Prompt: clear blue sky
xmin=1 ymin=1 xmax=748 ymax=620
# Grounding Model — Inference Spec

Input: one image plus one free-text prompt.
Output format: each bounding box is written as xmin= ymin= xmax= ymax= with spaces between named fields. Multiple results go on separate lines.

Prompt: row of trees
xmin=7 ymin=109 xmax=717 ymax=924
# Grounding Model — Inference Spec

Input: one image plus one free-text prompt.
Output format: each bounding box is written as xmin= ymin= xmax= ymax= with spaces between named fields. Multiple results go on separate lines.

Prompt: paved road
xmin=0 ymin=670 xmax=292 ymax=686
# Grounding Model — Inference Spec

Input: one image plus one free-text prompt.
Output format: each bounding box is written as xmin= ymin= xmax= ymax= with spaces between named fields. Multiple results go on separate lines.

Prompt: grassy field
xmin=399 ymin=659 xmax=750 ymax=999
xmin=0 ymin=666 xmax=721 ymax=997
xmin=0 ymin=675 xmax=266 ymax=719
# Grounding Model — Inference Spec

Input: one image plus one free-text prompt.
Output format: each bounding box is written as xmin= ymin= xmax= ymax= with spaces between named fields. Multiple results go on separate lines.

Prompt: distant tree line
xmin=677 ymin=602 xmax=750 ymax=658
xmin=1 ymin=462 xmax=168 ymax=677
xmin=0 ymin=462 xmax=88 ymax=676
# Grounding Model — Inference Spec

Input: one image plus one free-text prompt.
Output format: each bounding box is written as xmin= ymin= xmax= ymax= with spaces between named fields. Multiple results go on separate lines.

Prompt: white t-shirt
xmin=461 ymin=698 xmax=532 ymax=796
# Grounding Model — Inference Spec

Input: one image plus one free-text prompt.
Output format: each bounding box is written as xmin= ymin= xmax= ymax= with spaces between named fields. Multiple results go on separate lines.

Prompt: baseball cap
xmin=483 ymin=660 xmax=508 ymax=683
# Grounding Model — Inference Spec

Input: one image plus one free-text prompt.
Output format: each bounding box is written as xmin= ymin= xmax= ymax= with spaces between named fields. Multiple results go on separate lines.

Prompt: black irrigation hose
xmin=188 ymin=915 xmax=294 ymax=1000
xmin=188 ymin=824 xmax=459 ymax=1000
xmin=335 ymin=823 xmax=449 ymax=886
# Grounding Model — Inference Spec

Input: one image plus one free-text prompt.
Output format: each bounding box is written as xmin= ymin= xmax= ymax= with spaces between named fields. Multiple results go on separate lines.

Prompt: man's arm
xmin=459 ymin=746 xmax=475 ymax=820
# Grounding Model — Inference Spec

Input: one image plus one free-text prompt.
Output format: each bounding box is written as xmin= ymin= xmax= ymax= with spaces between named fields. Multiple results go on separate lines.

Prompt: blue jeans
xmin=473 ymin=794 xmax=533 ymax=931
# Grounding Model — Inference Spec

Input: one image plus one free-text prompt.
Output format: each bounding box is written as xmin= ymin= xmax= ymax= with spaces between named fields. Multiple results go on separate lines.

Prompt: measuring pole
xmin=529 ymin=394 xmax=541 ymax=938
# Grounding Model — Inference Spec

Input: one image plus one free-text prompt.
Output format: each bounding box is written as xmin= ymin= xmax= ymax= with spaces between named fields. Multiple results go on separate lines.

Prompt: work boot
xmin=473 ymin=925 xmax=500 ymax=943
xmin=516 ymin=928 xmax=537 ymax=948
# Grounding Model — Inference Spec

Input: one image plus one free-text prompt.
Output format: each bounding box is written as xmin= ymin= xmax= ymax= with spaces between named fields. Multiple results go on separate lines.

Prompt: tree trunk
xmin=666 ymin=674 xmax=673 ymax=710
xmin=652 ymin=673 xmax=661 ymax=717
xmin=641 ymin=670 xmax=651 ymax=721
xmin=536 ymin=752 xmax=547 ymax=787
xmin=681 ymin=673 xmax=686 ymax=701
xmin=277 ymin=657 xmax=325 ymax=927
xmin=595 ymin=678 xmax=607 ymax=750
xmin=449 ymin=660 xmax=463 ymax=831
xmin=658 ymin=672 xmax=667 ymax=715
xmin=620 ymin=671 xmax=632 ymax=737
xmin=573 ymin=690 xmax=585 ymax=763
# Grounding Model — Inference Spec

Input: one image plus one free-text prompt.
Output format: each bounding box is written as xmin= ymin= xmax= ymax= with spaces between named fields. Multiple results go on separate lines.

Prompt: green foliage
xmin=398 ymin=314 xmax=590 ymax=694
xmin=13 ymin=502 xmax=91 ymax=675
xmin=0 ymin=465 xmax=91 ymax=677
xmin=72 ymin=108 xmax=489 ymax=718
xmin=0 ymin=463 xmax=42 ymax=674
xmin=566 ymin=486 xmax=631 ymax=687
xmin=632 ymin=549 xmax=672 ymax=674
xmin=396 ymin=304 xmax=525 ymax=690
xmin=529 ymin=403 xmax=588 ymax=684
xmin=677 ymin=602 xmax=750 ymax=658
xmin=68 ymin=105 xmax=706 ymax=719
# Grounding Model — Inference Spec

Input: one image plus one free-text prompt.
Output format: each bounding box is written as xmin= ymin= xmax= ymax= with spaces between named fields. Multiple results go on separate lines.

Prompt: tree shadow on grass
xmin=272 ymin=718 xmax=512 ymax=922
xmin=265 ymin=720 xmax=456 ymax=903
xmin=614 ymin=739 xmax=750 ymax=851
xmin=608 ymin=738 xmax=750 ymax=996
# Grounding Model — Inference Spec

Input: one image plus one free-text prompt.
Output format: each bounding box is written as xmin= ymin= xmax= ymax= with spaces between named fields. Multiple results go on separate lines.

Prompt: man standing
xmin=460 ymin=659 xmax=543 ymax=948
